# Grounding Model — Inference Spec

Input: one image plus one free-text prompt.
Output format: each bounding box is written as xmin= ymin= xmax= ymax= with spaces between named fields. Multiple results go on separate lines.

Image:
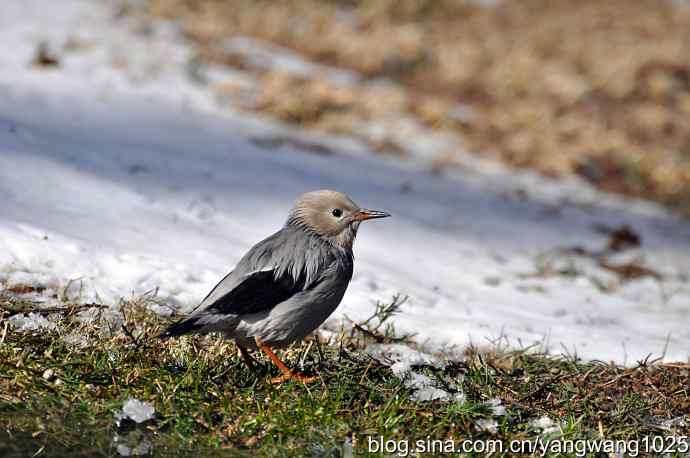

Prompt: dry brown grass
xmin=141 ymin=0 xmax=690 ymax=214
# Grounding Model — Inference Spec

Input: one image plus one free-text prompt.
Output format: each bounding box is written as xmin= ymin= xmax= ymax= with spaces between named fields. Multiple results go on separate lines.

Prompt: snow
xmin=475 ymin=399 xmax=507 ymax=433
xmin=1 ymin=0 xmax=690 ymax=364
xmin=113 ymin=432 xmax=152 ymax=457
xmin=645 ymin=415 xmax=689 ymax=430
xmin=485 ymin=398 xmax=506 ymax=417
xmin=529 ymin=416 xmax=560 ymax=435
xmin=366 ymin=343 xmax=442 ymax=376
xmin=9 ymin=312 xmax=57 ymax=332
xmin=367 ymin=343 xmax=462 ymax=401
xmin=116 ymin=398 xmax=156 ymax=425
xmin=219 ymin=36 xmax=361 ymax=86
xmin=42 ymin=368 xmax=56 ymax=381
xmin=62 ymin=332 xmax=91 ymax=348
xmin=476 ymin=419 xmax=499 ymax=433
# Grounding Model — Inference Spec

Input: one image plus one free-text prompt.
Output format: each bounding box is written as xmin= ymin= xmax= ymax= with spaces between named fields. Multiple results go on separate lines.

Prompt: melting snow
xmin=476 ymin=419 xmax=499 ymax=433
xmin=9 ymin=312 xmax=57 ymax=332
xmin=113 ymin=432 xmax=153 ymax=457
xmin=529 ymin=416 xmax=561 ymax=434
xmin=115 ymin=398 xmax=156 ymax=425
xmin=645 ymin=415 xmax=689 ymax=430
xmin=367 ymin=343 xmax=465 ymax=402
xmin=485 ymin=398 xmax=506 ymax=417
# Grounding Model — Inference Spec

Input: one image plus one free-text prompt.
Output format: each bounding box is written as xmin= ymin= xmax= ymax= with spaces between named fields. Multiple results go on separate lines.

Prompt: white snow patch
xmin=485 ymin=398 xmax=506 ymax=416
xmin=116 ymin=398 xmax=155 ymax=425
xmin=366 ymin=343 xmax=441 ymax=376
xmin=113 ymin=433 xmax=152 ymax=457
xmin=218 ymin=36 xmax=360 ymax=86
xmin=62 ymin=332 xmax=91 ymax=348
xmin=529 ymin=416 xmax=561 ymax=434
xmin=9 ymin=312 xmax=57 ymax=332
xmin=476 ymin=419 xmax=498 ymax=433
xmin=367 ymin=343 xmax=464 ymax=402
xmin=406 ymin=372 xmax=463 ymax=402
xmin=645 ymin=415 xmax=689 ymax=430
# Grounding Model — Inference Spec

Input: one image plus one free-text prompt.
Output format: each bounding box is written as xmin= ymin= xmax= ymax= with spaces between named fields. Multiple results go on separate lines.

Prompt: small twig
xmin=596 ymin=369 xmax=636 ymax=388
xmin=519 ymin=373 xmax=573 ymax=402
xmin=349 ymin=319 xmax=416 ymax=344
xmin=119 ymin=303 xmax=141 ymax=346
xmin=121 ymin=321 xmax=140 ymax=346
xmin=358 ymin=360 xmax=373 ymax=385
xmin=351 ymin=322 xmax=385 ymax=343
xmin=299 ymin=340 xmax=314 ymax=370
xmin=315 ymin=336 xmax=325 ymax=364
xmin=338 ymin=328 xmax=346 ymax=363
xmin=659 ymin=363 xmax=690 ymax=369
xmin=0 ymin=320 xmax=8 ymax=344
xmin=3 ymin=303 xmax=107 ymax=318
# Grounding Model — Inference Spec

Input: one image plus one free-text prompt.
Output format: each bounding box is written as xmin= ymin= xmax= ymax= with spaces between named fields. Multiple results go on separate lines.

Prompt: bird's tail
xmin=159 ymin=316 xmax=203 ymax=338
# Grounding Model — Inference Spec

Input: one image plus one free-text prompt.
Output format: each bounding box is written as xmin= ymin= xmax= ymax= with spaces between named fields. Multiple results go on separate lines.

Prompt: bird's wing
xmin=161 ymin=267 xmax=308 ymax=337
xmin=206 ymin=267 xmax=306 ymax=316
xmin=161 ymin=227 xmax=330 ymax=338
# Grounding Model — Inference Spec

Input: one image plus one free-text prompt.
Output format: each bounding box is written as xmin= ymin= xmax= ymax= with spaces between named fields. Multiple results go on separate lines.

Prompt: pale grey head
xmin=286 ymin=190 xmax=390 ymax=251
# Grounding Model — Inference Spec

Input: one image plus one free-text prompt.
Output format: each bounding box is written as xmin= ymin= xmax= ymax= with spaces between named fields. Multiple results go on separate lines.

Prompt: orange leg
xmin=254 ymin=337 xmax=318 ymax=384
xmin=237 ymin=345 xmax=256 ymax=371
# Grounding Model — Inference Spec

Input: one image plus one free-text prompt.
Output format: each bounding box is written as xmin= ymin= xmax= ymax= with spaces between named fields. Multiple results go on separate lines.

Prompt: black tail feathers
xmin=159 ymin=317 xmax=202 ymax=338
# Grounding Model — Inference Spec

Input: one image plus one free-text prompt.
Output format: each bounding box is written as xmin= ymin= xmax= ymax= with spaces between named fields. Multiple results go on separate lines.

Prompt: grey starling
xmin=162 ymin=190 xmax=390 ymax=383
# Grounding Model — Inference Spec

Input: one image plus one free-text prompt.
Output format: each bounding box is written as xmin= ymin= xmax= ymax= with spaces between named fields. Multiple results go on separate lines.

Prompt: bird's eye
xmin=331 ymin=208 xmax=343 ymax=218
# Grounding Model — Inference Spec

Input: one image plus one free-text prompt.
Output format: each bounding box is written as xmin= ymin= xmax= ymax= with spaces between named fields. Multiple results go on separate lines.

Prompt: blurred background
xmin=136 ymin=0 xmax=690 ymax=215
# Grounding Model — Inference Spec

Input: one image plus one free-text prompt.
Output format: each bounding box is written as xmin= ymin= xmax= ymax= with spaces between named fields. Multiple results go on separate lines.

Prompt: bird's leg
xmin=237 ymin=345 xmax=256 ymax=371
xmin=254 ymin=337 xmax=318 ymax=384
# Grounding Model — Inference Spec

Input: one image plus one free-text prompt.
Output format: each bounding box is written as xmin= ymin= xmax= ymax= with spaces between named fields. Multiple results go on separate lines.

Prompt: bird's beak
xmin=353 ymin=209 xmax=391 ymax=221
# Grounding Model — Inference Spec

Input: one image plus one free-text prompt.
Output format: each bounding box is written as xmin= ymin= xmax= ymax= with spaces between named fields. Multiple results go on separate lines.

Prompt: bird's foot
xmin=270 ymin=371 xmax=318 ymax=384
xmin=254 ymin=337 xmax=318 ymax=384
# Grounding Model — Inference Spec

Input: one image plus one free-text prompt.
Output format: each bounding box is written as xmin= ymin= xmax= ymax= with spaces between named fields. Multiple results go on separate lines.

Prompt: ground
xmin=1 ymin=292 xmax=689 ymax=456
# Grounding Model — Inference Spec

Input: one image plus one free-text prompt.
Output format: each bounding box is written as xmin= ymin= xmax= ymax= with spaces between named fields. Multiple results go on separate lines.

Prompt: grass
xmin=1 ymin=289 xmax=689 ymax=457
xmin=133 ymin=0 xmax=690 ymax=216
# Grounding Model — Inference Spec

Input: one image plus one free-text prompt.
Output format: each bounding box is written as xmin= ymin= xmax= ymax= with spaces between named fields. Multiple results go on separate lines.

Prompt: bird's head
xmin=286 ymin=190 xmax=390 ymax=250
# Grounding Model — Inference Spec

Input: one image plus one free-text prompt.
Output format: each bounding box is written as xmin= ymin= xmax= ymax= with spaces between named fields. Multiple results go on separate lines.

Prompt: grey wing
xmin=207 ymin=268 xmax=306 ymax=315
xmin=161 ymin=227 xmax=328 ymax=338
xmin=161 ymin=268 xmax=306 ymax=337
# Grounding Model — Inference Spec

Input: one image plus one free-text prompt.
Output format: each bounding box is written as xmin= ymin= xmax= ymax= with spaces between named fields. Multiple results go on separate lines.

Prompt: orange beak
xmin=353 ymin=209 xmax=391 ymax=222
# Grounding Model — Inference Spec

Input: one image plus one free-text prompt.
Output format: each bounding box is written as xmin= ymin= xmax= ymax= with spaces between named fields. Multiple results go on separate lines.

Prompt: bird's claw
xmin=270 ymin=372 xmax=318 ymax=384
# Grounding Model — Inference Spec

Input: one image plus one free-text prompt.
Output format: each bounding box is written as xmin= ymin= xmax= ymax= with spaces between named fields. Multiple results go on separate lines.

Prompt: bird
xmin=161 ymin=190 xmax=390 ymax=383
